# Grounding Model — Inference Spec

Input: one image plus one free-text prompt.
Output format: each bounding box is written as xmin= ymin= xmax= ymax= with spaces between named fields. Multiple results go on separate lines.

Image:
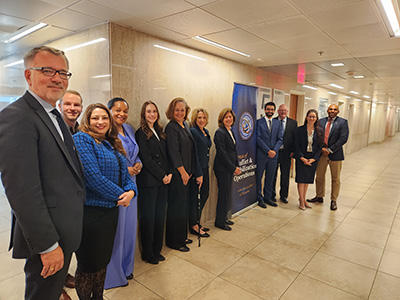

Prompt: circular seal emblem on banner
xmin=239 ymin=112 xmax=254 ymax=140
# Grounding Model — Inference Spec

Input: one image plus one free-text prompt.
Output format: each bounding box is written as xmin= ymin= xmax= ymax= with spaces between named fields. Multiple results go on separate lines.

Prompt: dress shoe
xmin=307 ymin=196 xmax=323 ymax=203
xmin=299 ymin=206 xmax=306 ymax=211
xmin=146 ymin=257 xmax=159 ymax=264
xmin=186 ymin=239 xmax=193 ymax=244
xmin=330 ymin=200 xmax=337 ymax=211
xmin=280 ymin=198 xmax=288 ymax=204
xmin=216 ymin=224 xmax=232 ymax=231
xmin=258 ymin=201 xmax=267 ymax=208
xmin=64 ymin=273 xmax=75 ymax=288
xmin=157 ymin=254 xmax=165 ymax=261
xmin=126 ymin=273 xmax=134 ymax=280
xmin=189 ymin=227 xmax=210 ymax=237
xmin=225 ymin=219 xmax=234 ymax=225
xmin=59 ymin=289 xmax=72 ymax=300
xmin=265 ymin=199 xmax=278 ymax=207
xmin=201 ymin=226 xmax=210 ymax=232
xmin=178 ymin=246 xmax=190 ymax=252
xmin=271 ymin=198 xmax=277 ymax=202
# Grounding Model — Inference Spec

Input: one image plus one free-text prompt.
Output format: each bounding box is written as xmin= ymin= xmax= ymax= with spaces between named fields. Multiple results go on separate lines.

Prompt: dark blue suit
xmin=319 ymin=117 xmax=349 ymax=161
xmin=256 ymin=117 xmax=283 ymax=202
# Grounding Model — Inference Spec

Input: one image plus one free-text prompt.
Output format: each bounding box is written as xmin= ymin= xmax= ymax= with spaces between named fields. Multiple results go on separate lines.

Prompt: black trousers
xmin=214 ymin=171 xmax=233 ymax=228
xmin=166 ymin=174 xmax=189 ymax=249
xmin=24 ymin=250 xmax=72 ymax=300
xmin=138 ymin=184 xmax=168 ymax=261
xmin=188 ymin=167 xmax=210 ymax=227
xmin=272 ymin=150 xmax=292 ymax=200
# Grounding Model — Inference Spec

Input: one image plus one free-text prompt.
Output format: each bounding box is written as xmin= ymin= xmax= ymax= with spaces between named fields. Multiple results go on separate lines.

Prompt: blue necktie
xmin=51 ymin=108 xmax=82 ymax=176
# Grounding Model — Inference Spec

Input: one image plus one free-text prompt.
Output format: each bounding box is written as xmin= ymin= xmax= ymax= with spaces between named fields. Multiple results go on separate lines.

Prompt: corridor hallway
xmin=1 ymin=134 xmax=400 ymax=299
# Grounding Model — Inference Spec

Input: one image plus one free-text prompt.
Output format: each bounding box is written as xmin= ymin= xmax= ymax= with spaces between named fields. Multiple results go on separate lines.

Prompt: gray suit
xmin=0 ymin=91 xmax=85 ymax=299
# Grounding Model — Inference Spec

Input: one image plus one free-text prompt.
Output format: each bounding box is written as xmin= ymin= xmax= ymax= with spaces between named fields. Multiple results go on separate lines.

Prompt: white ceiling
xmin=1 ymin=0 xmax=400 ymax=104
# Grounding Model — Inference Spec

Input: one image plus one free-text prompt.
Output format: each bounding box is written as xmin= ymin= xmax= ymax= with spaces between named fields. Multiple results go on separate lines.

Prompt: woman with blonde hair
xmin=188 ymin=108 xmax=212 ymax=237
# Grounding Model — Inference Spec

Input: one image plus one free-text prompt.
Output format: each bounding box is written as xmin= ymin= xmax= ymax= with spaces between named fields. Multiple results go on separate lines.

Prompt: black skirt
xmin=295 ymin=152 xmax=319 ymax=184
xmin=76 ymin=205 xmax=119 ymax=273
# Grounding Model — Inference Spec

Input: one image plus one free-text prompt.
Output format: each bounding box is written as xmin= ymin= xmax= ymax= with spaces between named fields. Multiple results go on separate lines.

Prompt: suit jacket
xmin=165 ymin=120 xmax=201 ymax=177
xmin=0 ymin=91 xmax=85 ymax=258
xmin=136 ymin=127 xmax=169 ymax=187
xmin=274 ymin=116 xmax=297 ymax=156
xmin=213 ymin=126 xmax=239 ymax=173
xmin=294 ymin=125 xmax=323 ymax=161
xmin=190 ymin=125 xmax=212 ymax=170
xmin=256 ymin=117 xmax=283 ymax=162
xmin=320 ymin=116 xmax=349 ymax=161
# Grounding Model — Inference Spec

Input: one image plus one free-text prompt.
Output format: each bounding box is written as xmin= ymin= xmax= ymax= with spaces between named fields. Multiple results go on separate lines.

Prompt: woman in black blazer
xmin=165 ymin=98 xmax=201 ymax=252
xmin=213 ymin=108 xmax=241 ymax=231
xmin=136 ymin=101 xmax=171 ymax=264
xmin=294 ymin=109 xmax=323 ymax=210
xmin=189 ymin=108 xmax=212 ymax=237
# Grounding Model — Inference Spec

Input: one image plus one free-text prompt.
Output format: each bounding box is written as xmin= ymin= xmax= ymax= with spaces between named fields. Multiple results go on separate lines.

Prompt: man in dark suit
xmin=256 ymin=102 xmax=283 ymax=208
xmin=307 ymin=104 xmax=349 ymax=210
xmin=59 ymin=90 xmax=83 ymax=134
xmin=0 ymin=46 xmax=85 ymax=300
xmin=272 ymin=104 xmax=297 ymax=203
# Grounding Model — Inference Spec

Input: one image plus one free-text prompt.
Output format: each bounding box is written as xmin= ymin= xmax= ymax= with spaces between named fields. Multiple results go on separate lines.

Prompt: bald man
xmin=307 ymin=104 xmax=349 ymax=210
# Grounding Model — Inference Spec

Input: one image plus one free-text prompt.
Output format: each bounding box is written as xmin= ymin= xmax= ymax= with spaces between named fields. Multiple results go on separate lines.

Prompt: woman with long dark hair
xmin=136 ymin=101 xmax=171 ymax=264
xmin=73 ymin=103 xmax=137 ymax=300
xmin=294 ymin=109 xmax=322 ymax=210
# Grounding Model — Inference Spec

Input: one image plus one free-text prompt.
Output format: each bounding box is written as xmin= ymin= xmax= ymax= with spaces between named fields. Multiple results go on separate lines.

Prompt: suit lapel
xmin=25 ymin=93 xmax=83 ymax=183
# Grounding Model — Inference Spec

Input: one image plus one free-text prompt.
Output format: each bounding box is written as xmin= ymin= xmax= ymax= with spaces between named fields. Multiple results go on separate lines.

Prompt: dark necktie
xmin=268 ymin=119 xmax=272 ymax=132
xmin=51 ymin=109 xmax=82 ymax=176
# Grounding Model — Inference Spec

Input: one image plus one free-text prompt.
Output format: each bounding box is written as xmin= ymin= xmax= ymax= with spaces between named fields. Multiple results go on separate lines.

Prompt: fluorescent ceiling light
xmin=91 ymin=74 xmax=111 ymax=79
xmin=305 ymin=97 xmax=312 ymax=100
xmin=4 ymin=60 xmax=24 ymax=67
xmin=363 ymin=95 xmax=371 ymax=99
xmin=354 ymin=75 xmax=365 ymax=79
xmin=328 ymin=92 xmax=338 ymax=95
xmin=380 ymin=0 xmax=400 ymax=37
xmin=344 ymin=96 xmax=351 ymax=98
xmin=329 ymin=83 xmax=344 ymax=89
xmin=373 ymin=99 xmax=378 ymax=102
xmin=193 ymin=36 xmax=250 ymax=57
xmin=64 ymin=38 xmax=106 ymax=52
xmin=154 ymin=44 xmax=207 ymax=61
xmin=331 ymin=63 xmax=344 ymax=67
xmin=303 ymin=85 xmax=317 ymax=90
xmin=3 ymin=23 xmax=48 ymax=44
xmin=350 ymin=91 xmax=359 ymax=94
xmin=355 ymin=99 xmax=362 ymax=102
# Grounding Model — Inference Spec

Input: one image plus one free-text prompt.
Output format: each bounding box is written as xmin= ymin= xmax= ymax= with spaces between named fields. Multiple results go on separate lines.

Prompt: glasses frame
xmin=29 ymin=67 xmax=72 ymax=80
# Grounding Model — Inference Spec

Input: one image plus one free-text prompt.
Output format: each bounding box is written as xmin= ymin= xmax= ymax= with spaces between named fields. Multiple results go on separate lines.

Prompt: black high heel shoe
xmin=189 ymin=227 xmax=210 ymax=237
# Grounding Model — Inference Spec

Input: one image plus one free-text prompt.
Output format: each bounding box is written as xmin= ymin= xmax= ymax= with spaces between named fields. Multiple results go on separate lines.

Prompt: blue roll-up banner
xmin=231 ymin=83 xmax=258 ymax=214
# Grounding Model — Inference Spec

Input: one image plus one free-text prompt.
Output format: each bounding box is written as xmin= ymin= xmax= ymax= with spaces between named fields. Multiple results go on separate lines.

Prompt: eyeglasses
xmin=29 ymin=67 xmax=72 ymax=80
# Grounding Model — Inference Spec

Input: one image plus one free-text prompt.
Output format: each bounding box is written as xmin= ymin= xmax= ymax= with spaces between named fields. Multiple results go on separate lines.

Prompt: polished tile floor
xmin=2 ymin=135 xmax=400 ymax=299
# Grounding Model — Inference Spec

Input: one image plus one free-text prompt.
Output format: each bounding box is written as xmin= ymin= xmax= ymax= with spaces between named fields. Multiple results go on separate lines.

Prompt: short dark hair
xmin=107 ymin=97 xmax=129 ymax=110
xmin=264 ymin=102 xmax=276 ymax=110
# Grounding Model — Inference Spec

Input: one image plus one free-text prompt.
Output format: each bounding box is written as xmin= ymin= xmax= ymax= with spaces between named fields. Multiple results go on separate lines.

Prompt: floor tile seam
xmin=130 ymin=277 xmax=171 ymax=300
xmin=365 ymin=175 xmax=400 ymax=300
xmin=291 ymin=273 xmax=366 ymax=300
